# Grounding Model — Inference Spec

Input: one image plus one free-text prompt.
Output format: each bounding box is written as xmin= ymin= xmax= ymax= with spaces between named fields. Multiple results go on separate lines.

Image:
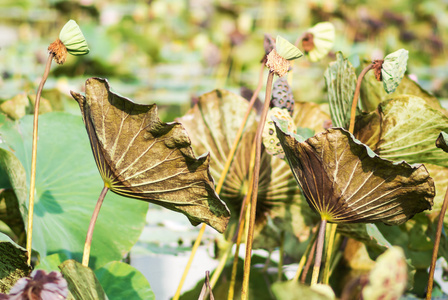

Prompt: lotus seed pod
xmin=262 ymin=107 xmax=296 ymax=158
xmin=303 ymin=22 xmax=335 ymax=62
xmin=59 ymin=20 xmax=90 ymax=56
xmin=362 ymin=246 xmax=407 ymax=300
xmin=381 ymin=49 xmax=408 ymax=94
xmin=275 ymin=35 xmax=303 ymax=61
xmin=270 ymin=77 xmax=294 ymax=116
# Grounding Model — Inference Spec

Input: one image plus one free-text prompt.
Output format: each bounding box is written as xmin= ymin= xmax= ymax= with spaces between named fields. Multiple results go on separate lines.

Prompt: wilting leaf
xmin=71 ymin=77 xmax=230 ymax=233
xmin=425 ymin=164 xmax=448 ymax=210
xmin=177 ymin=90 xmax=323 ymax=247
xmin=275 ymin=36 xmax=303 ymax=61
xmin=0 ymin=232 xmax=31 ymax=293
xmin=95 ymin=261 xmax=155 ymax=300
xmin=274 ymin=119 xmax=434 ymax=225
xmin=381 ymin=49 xmax=408 ymax=94
xmin=304 ymin=22 xmax=335 ymax=62
xmin=360 ymin=68 xmax=445 ymax=113
xmin=353 ymin=111 xmax=381 ymax=151
xmin=0 ymin=113 xmax=147 ymax=269
xmin=362 ymin=247 xmax=407 ymax=300
xmin=272 ymin=281 xmax=334 ymax=300
xmin=375 ymin=95 xmax=448 ymax=167
xmin=324 ymin=52 xmax=357 ymax=129
xmin=436 ymin=132 xmax=448 ymax=153
xmin=59 ymin=260 xmax=107 ymax=300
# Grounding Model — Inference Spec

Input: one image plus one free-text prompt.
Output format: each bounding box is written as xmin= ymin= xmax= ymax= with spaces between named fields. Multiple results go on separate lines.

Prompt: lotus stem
xmin=210 ymin=242 xmax=232 ymax=288
xmin=301 ymin=239 xmax=317 ymax=283
xmin=241 ymin=70 xmax=275 ymax=300
xmin=323 ymin=223 xmax=338 ymax=284
xmin=348 ymin=63 xmax=374 ymax=134
xmin=26 ymin=53 xmax=54 ymax=265
xmin=293 ymin=228 xmax=318 ymax=282
xmin=311 ymin=219 xmax=327 ymax=285
xmin=277 ymin=231 xmax=285 ymax=281
xmin=228 ymin=140 xmax=256 ymax=300
xmin=82 ymin=185 xmax=108 ymax=267
xmin=173 ymin=63 xmax=265 ymax=300
xmin=427 ymin=187 xmax=448 ymax=299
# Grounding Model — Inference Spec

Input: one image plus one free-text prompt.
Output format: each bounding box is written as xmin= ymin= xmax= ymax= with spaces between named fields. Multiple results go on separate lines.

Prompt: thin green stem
xmin=427 ymin=187 xmax=448 ymax=299
xmin=82 ymin=185 xmax=108 ymax=267
xmin=293 ymin=228 xmax=318 ymax=282
xmin=348 ymin=63 xmax=374 ymax=134
xmin=227 ymin=140 xmax=257 ymax=300
xmin=173 ymin=64 xmax=265 ymax=300
xmin=323 ymin=223 xmax=338 ymax=284
xmin=301 ymin=239 xmax=317 ymax=283
xmin=241 ymin=70 xmax=275 ymax=300
xmin=27 ymin=53 xmax=54 ymax=265
xmin=277 ymin=231 xmax=285 ymax=281
xmin=311 ymin=219 xmax=327 ymax=285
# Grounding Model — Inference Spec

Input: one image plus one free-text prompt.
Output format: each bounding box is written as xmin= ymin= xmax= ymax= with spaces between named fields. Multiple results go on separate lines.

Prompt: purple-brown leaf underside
xmin=275 ymin=123 xmax=434 ymax=225
xmin=70 ymin=78 xmax=230 ymax=233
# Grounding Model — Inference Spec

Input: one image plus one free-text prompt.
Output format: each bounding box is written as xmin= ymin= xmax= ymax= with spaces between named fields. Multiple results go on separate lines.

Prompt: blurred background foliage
xmin=1 ymin=0 xmax=448 ymax=298
xmin=1 ymin=0 xmax=448 ymax=123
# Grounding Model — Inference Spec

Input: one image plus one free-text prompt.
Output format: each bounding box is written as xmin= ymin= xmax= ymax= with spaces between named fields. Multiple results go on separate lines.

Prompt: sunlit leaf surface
xmin=324 ymin=52 xmax=357 ymax=129
xmin=0 ymin=113 xmax=148 ymax=269
xmin=375 ymin=95 xmax=448 ymax=167
xmin=71 ymin=78 xmax=230 ymax=233
xmin=177 ymin=90 xmax=327 ymax=245
xmin=274 ymin=119 xmax=434 ymax=225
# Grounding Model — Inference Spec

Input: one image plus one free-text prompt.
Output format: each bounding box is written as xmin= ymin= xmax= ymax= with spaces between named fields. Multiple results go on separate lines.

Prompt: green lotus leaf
xmin=59 ymin=260 xmax=107 ymax=300
xmin=70 ymin=78 xmax=230 ymax=233
xmin=95 ymin=261 xmax=155 ymax=300
xmin=177 ymin=90 xmax=326 ymax=248
xmin=274 ymin=119 xmax=434 ymax=225
xmin=0 ymin=232 xmax=31 ymax=293
xmin=305 ymin=22 xmax=335 ymax=62
xmin=362 ymin=247 xmax=407 ymax=300
xmin=436 ymin=131 xmax=448 ymax=152
xmin=324 ymin=52 xmax=358 ymax=129
xmin=382 ymin=49 xmax=408 ymax=94
xmin=275 ymin=35 xmax=303 ymax=61
xmin=360 ymin=67 xmax=445 ymax=113
xmin=59 ymin=20 xmax=90 ymax=56
xmin=0 ymin=113 xmax=148 ymax=269
xmin=375 ymin=95 xmax=448 ymax=167
xmin=424 ymin=164 xmax=448 ymax=210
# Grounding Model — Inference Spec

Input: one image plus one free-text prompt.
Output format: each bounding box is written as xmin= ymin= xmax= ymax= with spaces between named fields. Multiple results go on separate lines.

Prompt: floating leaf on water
xmin=362 ymin=247 xmax=407 ymax=300
xmin=324 ymin=52 xmax=358 ymax=129
xmin=382 ymin=49 xmax=408 ymax=94
xmin=71 ymin=78 xmax=230 ymax=233
xmin=275 ymin=36 xmax=303 ymax=61
xmin=274 ymin=118 xmax=434 ymax=225
xmin=304 ymin=22 xmax=335 ymax=62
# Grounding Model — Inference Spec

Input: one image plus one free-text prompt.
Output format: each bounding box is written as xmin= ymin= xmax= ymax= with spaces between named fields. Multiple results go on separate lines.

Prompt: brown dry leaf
xmin=71 ymin=78 xmax=230 ymax=233
xmin=274 ymin=118 xmax=434 ymax=225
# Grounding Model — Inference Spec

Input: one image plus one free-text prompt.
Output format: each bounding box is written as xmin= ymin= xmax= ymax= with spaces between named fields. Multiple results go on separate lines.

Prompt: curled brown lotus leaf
xmin=274 ymin=119 xmax=434 ymax=225
xmin=70 ymin=78 xmax=230 ymax=233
